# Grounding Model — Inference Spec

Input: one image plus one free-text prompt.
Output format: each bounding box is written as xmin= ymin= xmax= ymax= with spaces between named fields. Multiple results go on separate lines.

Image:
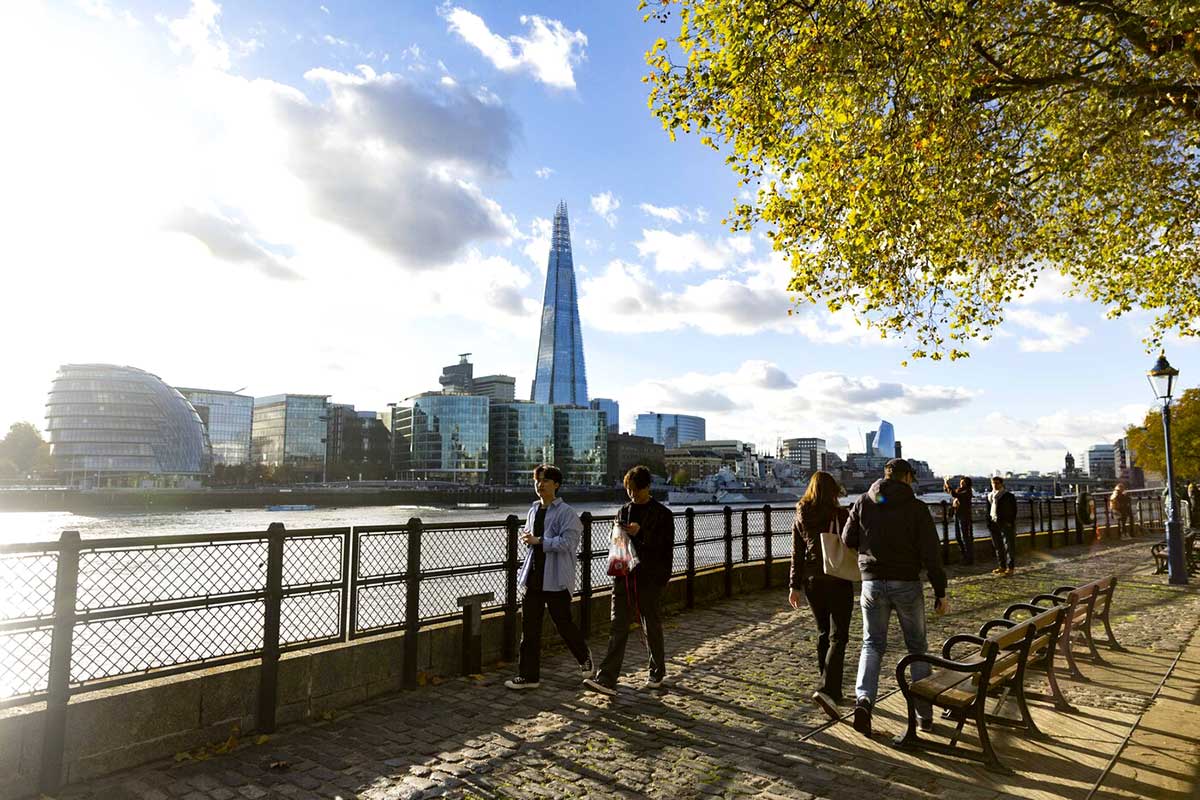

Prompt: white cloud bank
xmin=442 ymin=6 xmax=587 ymax=89
xmin=590 ymin=191 xmax=620 ymax=227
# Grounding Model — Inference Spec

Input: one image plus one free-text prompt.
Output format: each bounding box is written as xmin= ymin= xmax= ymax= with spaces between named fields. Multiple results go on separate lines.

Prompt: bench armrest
xmin=942 ymin=633 xmax=986 ymax=659
xmin=1052 ymin=585 xmax=1078 ymax=595
xmin=1003 ymin=602 xmax=1046 ymax=619
xmin=979 ymin=619 xmax=1017 ymax=637
xmin=1032 ymin=593 xmax=1068 ymax=606
xmin=896 ymin=651 xmax=989 ymax=693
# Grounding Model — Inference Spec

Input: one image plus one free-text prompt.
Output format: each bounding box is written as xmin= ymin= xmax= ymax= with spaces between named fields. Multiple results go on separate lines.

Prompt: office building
xmin=392 ymin=393 xmax=489 ymax=483
xmin=177 ymin=387 xmax=253 ymax=467
xmin=634 ymin=413 xmax=706 ymax=449
xmin=553 ymin=406 xmax=607 ymax=486
xmin=664 ymin=447 xmax=724 ymax=482
xmin=472 ymin=375 xmax=517 ymax=403
xmin=439 ymin=353 xmax=474 ymax=394
xmin=606 ymin=432 xmax=665 ymax=484
xmin=780 ymin=437 xmax=827 ymax=471
xmin=531 ymin=202 xmax=589 ymax=406
xmin=252 ymin=394 xmax=329 ymax=479
xmin=589 ymin=398 xmax=620 ymax=434
xmin=46 ymin=364 xmax=212 ymax=487
xmin=488 ymin=401 xmax=555 ymax=486
xmin=1085 ymin=443 xmax=1117 ymax=479
xmin=325 ymin=405 xmax=392 ymax=478
xmin=869 ymin=420 xmax=896 ymax=458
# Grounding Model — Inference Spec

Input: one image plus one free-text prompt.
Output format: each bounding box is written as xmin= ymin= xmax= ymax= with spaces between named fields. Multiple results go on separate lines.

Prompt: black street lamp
xmin=1148 ymin=353 xmax=1186 ymax=585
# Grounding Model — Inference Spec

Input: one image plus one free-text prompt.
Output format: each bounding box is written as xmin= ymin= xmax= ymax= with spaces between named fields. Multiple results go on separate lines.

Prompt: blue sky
xmin=1 ymin=0 xmax=1195 ymax=475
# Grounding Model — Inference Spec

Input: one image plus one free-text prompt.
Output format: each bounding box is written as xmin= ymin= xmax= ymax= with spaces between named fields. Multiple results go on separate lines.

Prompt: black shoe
xmin=582 ymin=677 xmax=616 ymax=696
xmin=812 ymin=690 xmax=839 ymax=721
xmin=919 ymin=717 xmax=934 ymax=733
xmin=853 ymin=698 xmax=872 ymax=737
xmin=504 ymin=677 xmax=539 ymax=690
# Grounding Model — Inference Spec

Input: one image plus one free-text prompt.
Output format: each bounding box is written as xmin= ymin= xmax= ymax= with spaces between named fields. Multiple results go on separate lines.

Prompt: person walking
xmin=504 ymin=464 xmax=592 ymax=690
xmin=1188 ymin=482 xmax=1199 ymax=531
xmin=584 ymin=465 xmax=675 ymax=696
xmin=1109 ymin=483 xmax=1134 ymax=539
xmin=987 ymin=476 xmax=1018 ymax=575
xmin=943 ymin=476 xmax=975 ymax=565
xmin=843 ymin=459 xmax=948 ymax=737
xmin=788 ymin=471 xmax=854 ymax=718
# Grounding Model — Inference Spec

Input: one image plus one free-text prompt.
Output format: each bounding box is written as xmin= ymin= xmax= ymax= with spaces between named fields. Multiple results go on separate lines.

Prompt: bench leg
xmin=1043 ymin=650 xmax=1073 ymax=712
xmin=894 ymin=690 xmax=920 ymax=748
xmin=975 ymin=705 xmax=1010 ymax=774
xmin=1061 ymin=627 xmax=1085 ymax=681
xmin=1012 ymin=678 xmax=1042 ymax=737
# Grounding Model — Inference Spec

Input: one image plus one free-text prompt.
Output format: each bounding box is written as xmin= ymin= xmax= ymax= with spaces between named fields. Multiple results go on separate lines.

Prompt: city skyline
xmin=1 ymin=1 xmax=1196 ymax=477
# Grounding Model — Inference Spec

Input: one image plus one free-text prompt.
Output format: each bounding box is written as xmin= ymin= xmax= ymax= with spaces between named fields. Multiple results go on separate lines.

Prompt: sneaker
xmin=582 ymin=677 xmax=616 ymax=696
xmin=1004 ymin=568 xmax=1015 ymax=576
xmin=579 ymin=653 xmax=594 ymax=677
xmin=504 ymin=677 xmax=539 ymax=690
xmin=642 ymin=676 xmax=665 ymax=690
xmin=919 ymin=717 xmax=934 ymax=733
xmin=812 ymin=690 xmax=840 ymax=721
xmin=853 ymin=698 xmax=873 ymax=737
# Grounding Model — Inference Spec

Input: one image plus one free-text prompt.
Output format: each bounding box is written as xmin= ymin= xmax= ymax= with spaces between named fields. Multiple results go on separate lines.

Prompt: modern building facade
xmin=252 ymin=394 xmax=329 ymax=480
xmin=606 ymin=432 xmax=665 ymax=484
xmin=531 ymin=202 xmax=588 ymax=406
xmin=553 ymin=406 xmax=607 ymax=486
xmin=46 ymin=364 xmax=212 ymax=487
xmin=488 ymin=401 xmax=555 ymax=486
xmin=472 ymin=375 xmax=517 ymax=403
xmin=634 ymin=413 xmax=706 ymax=449
xmin=780 ymin=437 xmax=827 ymax=471
xmin=325 ymin=405 xmax=392 ymax=478
xmin=589 ymin=398 xmax=620 ymax=434
xmin=176 ymin=387 xmax=253 ymax=467
xmin=392 ymin=393 xmax=489 ymax=483
xmin=439 ymin=354 xmax=474 ymax=394
xmin=1085 ymin=443 xmax=1118 ymax=479
xmin=872 ymin=421 xmax=896 ymax=458
xmin=664 ymin=447 xmax=724 ymax=482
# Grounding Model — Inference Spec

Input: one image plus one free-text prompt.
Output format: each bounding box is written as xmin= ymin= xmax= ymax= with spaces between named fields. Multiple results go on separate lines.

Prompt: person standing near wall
xmin=943 ymin=476 xmax=975 ymax=565
xmin=1109 ymin=483 xmax=1135 ymax=539
xmin=986 ymin=476 xmax=1018 ymax=576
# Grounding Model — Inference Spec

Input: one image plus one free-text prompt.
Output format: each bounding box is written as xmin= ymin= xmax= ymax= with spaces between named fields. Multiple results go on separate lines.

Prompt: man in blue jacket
xmin=505 ymin=464 xmax=592 ymax=689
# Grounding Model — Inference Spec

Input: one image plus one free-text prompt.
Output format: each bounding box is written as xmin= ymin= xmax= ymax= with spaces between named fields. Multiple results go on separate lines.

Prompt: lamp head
xmin=1147 ymin=353 xmax=1179 ymax=402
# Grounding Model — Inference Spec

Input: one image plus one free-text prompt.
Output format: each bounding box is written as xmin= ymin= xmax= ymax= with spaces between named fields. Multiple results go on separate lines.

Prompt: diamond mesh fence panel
xmin=76 ymin=540 xmax=268 ymax=610
xmin=421 ymin=572 xmax=507 ymax=621
xmin=355 ymin=582 xmax=406 ymax=633
xmin=283 ymin=534 xmax=343 ymax=587
xmin=0 ymin=628 xmax=53 ymax=699
xmin=281 ymin=590 xmax=341 ymax=646
xmin=769 ymin=507 xmax=794 ymax=560
xmin=357 ymin=530 xmax=407 ymax=579
xmin=588 ymin=516 xmax=617 ymax=590
xmin=422 ymin=523 xmax=507 ymax=571
xmin=746 ymin=509 xmax=767 ymax=560
xmin=71 ymin=600 xmax=265 ymax=683
xmin=1 ymin=551 xmax=58 ymax=622
xmin=691 ymin=512 xmax=726 ymax=571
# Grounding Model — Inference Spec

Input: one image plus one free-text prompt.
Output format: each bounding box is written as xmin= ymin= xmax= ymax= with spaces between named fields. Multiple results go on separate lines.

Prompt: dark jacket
xmin=789 ymin=501 xmax=851 ymax=588
xmin=989 ymin=489 xmax=1018 ymax=527
xmin=948 ymin=486 xmax=973 ymax=520
xmin=842 ymin=478 xmax=947 ymax=598
xmin=621 ymin=499 xmax=675 ymax=586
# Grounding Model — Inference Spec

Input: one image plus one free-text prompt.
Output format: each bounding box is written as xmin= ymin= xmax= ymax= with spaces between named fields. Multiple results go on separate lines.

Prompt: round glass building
xmin=45 ymin=364 xmax=213 ymax=487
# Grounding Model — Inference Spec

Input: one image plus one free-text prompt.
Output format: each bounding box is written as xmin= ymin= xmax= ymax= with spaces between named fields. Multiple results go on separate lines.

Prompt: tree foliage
xmin=642 ymin=0 xmax=1200 ymax=360
xmin=0 ymin=422 xmax=53 ymax=476
xmin=1125 ymin=386 xmax=1200 ymax=480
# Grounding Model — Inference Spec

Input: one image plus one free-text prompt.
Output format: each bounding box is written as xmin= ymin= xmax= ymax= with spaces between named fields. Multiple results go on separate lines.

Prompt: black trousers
xmin=803 ymin=573 xmax=854 ymax=699
xmin=954 ymin=515 xmax=975 ymax=564
xmin=1117 ymin=511 xmax=1135 ymax=538
xmin=518 ymin=588 xmax=589 ymax=682
xmin=596 ymin=573 xmax=665 ymax=686
xmin=989 ymin=521 xmax=1016 ymax=569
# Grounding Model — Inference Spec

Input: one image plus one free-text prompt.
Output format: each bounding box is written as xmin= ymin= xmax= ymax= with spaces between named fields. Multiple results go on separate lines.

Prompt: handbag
xmin=607 ymin=522 xmax=640 ymax=577
xmin=820 ymin=515 xmax=861 ymax=581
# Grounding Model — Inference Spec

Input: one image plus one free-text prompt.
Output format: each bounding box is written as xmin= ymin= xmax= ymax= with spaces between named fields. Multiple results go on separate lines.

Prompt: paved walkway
xmin=56 ymin=536 xmax=1200 ymax=800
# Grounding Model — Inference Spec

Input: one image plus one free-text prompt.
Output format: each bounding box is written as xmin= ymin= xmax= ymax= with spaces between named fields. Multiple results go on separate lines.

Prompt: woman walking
xmin=788 ymin=470 xmax=853 ymax=718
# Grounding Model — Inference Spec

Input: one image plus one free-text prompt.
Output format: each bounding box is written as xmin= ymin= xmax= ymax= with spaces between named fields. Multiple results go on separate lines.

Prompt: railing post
xmin=38 ymin=530 xmax=80 ymax=795
xmin=403 ymin=517 xmax=422 ymax=689
xmin=940 ymin=501 xmax=950 ymax=563
xmin=740 ymin=509 xmax=749 ymax=563
xmin=1103 ymin=493 xmax=1112 ymax=538
xmin=685 ymin=508 xmax=695 ymax=609
xmin=257 ymin=523 xmax=285 ymax=734
xmin=1028 ymin=498 xmax=1037 ymax=548
xmin=579 ymin=512 xmax=592 ymax=638
xmin=1045 ymin=499 xmax=1054 ymax=548
xmin=1062 ymin=497 xmax=1071 ymax=547
xmin=723 ymin=505 xmax=733 ymax=598
xmin=502 ymin=514 xmax=520 ymax=660
xmin=341 ymin=527 xmax=355 ymax=641
xmin=763 ymin=505 xmax=773 ymax=589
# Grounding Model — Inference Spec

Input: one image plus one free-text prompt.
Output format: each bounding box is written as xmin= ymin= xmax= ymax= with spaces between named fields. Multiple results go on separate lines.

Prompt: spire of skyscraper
xmin=531 ymin=201 xmax=588 ymax=406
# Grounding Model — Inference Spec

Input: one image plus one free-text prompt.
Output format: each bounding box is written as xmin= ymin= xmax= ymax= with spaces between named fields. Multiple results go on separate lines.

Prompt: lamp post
xmin=1148 ymin=353 xmax=1186 ymax=585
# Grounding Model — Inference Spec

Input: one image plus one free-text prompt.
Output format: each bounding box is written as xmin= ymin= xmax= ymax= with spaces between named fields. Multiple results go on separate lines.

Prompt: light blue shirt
xmin=516 ymin=497 xmax=583 ymax=593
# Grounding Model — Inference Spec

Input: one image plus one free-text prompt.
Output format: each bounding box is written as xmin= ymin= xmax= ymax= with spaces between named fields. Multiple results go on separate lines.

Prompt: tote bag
xmin=820 ymin=516 xmax=861 ymax=581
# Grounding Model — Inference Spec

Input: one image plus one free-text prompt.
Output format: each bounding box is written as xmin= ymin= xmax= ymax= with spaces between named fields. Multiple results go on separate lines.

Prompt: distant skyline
xmin=1 ymin=1 xmax=1195 ymax=476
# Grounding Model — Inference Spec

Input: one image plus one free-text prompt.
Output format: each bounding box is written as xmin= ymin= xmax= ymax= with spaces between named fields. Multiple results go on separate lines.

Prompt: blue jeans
xmin=856 ymin=580 xmax=932 ymax=719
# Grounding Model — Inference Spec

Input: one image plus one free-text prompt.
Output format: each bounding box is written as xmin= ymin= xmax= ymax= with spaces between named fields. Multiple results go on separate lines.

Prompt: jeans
xmin=989 ymin=521 xmax=1016 ymax=569
xmin=596 ymin=572 xmax=665 ymax=686
xmin=954 ymin=515 xmax=974 ymax=564
xmin=804 ymin=574 xmax=854 ymax=698
xmin=518 ymin=589 xmax=590 ymax=681
xmin=856 ymin=580 xmax=931 ymax=720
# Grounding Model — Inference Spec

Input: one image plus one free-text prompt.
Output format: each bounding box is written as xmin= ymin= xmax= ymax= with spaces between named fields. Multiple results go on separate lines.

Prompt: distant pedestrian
xmin=505 ymin=464 xmax=592 ymax=690
xmin=1188 ymin=483 xmax=1199 ymax=530
xmin=843 ymin=458 xmax=949 ymax=738
xmin=943 ymin=476 xmax=975 ymax=565
xmin=1109 ymin=483 xmax=1134 ymax=539
xmin=986 ymin=476 xmax=1018 ymax=575
xmin=788 ymin=470 xmax=853 ymax=718
xmin=584 ymin=465 xmax=675 ymax=696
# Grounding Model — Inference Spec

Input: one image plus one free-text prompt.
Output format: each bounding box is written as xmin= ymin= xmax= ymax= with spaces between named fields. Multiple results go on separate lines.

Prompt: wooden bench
xmin=894 ymin=618 xmax=1038 ymax=772
xmin=990 ymin=603 xmax=1071 ymax=712
xmin=1152 ymin=532 xmax=1198 ymax=575
xmin=1029 ymin=576 xmax=1121 ymax=681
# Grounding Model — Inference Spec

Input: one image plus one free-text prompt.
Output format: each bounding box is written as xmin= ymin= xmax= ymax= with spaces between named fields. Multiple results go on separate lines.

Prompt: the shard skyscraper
xmin=531 ymin=201 xmax=588 ymax=406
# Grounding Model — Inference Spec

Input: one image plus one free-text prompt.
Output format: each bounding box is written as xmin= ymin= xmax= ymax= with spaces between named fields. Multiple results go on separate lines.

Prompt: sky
xmin=1 ymin=0 xmax=1196 ymax=476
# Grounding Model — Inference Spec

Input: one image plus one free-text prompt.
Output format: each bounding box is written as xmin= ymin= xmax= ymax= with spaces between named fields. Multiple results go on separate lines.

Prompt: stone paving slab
xmin=48 ymin=536 xmax=1200 ymax=800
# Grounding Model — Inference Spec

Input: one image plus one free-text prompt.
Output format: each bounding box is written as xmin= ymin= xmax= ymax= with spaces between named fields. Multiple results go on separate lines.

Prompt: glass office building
xmin=177 ymin=388 xmax=253 ymax=466
xmin=488 ymin=402 xmax=555 ymax=486
xmin=554 ymin=407 xmax=607 ymax=487
xmin=45 ymin=364 xmax=212 ymax=487
xmin=589 ymin=398 xmax=620 ymax=434
xmin=634 ymin=413 xmax=707 ymax=449
xmin=873 ymin=420 xmax=896 ymax=459
xmin=393 ymin=393 xmax=489 ymax=483
xmin=252 ymin=394 xmax=328 ymax=479
xmin=531 ymin=202 xmax=589 ymax=406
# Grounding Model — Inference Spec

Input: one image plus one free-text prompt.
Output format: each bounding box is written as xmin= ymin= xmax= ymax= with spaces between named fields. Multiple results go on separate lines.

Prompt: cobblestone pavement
xmin=59 ymin=536 xmax=1200 ymax=800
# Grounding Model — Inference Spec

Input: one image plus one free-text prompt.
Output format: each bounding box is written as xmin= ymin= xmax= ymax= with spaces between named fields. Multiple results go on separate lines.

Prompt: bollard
xmin=579 ymin=512 xmax=593 ymax=638
xmin=723 ymin=506 xmax=733 ymax=598
xmin=403 ymin=518 xmax=422 ymax=689
xmin=457 ymin=592 xmax=495 ymax=675
xmin=257 ymin=523 xmax=286 ymax=734
xmin=685 ymin=508 xmax=695 ymax=609
xmin=38 ymin=531 xmax=80 ymax=795
xmin=502 ymin=515 xmax=519 ymax=661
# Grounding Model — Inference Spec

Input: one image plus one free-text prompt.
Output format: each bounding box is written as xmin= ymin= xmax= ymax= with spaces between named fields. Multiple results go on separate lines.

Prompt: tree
xmin=642 ymin=1 xmax=1200 ymax=361
xmin=671 ymin=468 xmax=691 ymax=487
xmin=0 ymin=422 xmax=52 ymax=475
xmin=1126 ymin=386 xmax=1200 ymax=481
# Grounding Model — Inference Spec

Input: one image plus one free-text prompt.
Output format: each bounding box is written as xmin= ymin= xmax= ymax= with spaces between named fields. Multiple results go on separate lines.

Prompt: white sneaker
xmin=504 ymin=677 xmax=540 ymax=690
xmin=642 ymin=676 xmax=665 ymax=690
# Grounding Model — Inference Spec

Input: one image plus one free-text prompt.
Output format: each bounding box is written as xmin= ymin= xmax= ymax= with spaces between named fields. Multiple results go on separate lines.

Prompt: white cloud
xmin=164 ymin=207 xmax=301 ymax=281
xmin=166 ymin=0 xmax=230 ymax=71
xmin=639 ymin=203 xmax=683 ymax=223
xmin=534 ymin=166 xmax=554 ymax=179
xmin=319 ymin=4 xmax=330 ymax=14
xmin=1008 ymin=309 xmax=1090 ymax=352
xmin=590 ymin=191 xmax=620 ymax=227
xmin=322 ymin=34 xmax=349 ymax=47
xmin=634 ymin=229 xmax=753 ymax=273
xmin=522 ymin=216 xmax=552 ymax=269
xmin=442 ymin=7 xmax=587 ymax=90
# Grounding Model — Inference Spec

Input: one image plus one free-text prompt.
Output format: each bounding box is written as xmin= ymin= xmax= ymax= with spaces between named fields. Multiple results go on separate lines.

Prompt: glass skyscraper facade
xmin=488 ymin=402 xmax=555 ymax=486
xmin=634 ymin=413 xmax=706 ymax=449
xmin=554 ymin=407 xmax=607 ymax=487
xmin=393 ymin=393 xmax=489 ymax=483
xmin=873 ymin=420 xmax=896 ymax=458
xmin=531 ymin=202 xmax=588 ymax=406
xmin=45 ymin=364 xmax=212 ymax=487
xmin=177 ymin=388 xmax=253 ymax=466
xmin=252 ymin=394 xmax=328 ymax=478
xmin=589 ymin=398 xmax=619 ymax=434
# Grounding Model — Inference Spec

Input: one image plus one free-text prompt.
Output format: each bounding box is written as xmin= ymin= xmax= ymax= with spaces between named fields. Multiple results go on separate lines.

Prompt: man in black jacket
xmin=986 ymin=476 xmax=1018 ymax=575
xmin=843 ymin=459 xmax=948 ymax=737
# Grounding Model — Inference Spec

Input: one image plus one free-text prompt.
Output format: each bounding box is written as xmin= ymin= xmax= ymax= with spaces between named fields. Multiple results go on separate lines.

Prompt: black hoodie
xmin=842 ymin=478 xmax=947 ymax=598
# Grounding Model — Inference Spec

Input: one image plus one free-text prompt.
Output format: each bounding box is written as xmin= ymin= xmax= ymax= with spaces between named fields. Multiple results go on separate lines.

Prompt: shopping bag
xmin=820 ymin=516 xmax=861 ymax=581
xmin=607 ymin=522 xmax=639 ymax=577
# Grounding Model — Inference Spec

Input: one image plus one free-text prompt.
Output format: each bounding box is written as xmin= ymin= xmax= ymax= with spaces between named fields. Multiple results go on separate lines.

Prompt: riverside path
xmin=54 ymin=536 xmax=1200 ymax=800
